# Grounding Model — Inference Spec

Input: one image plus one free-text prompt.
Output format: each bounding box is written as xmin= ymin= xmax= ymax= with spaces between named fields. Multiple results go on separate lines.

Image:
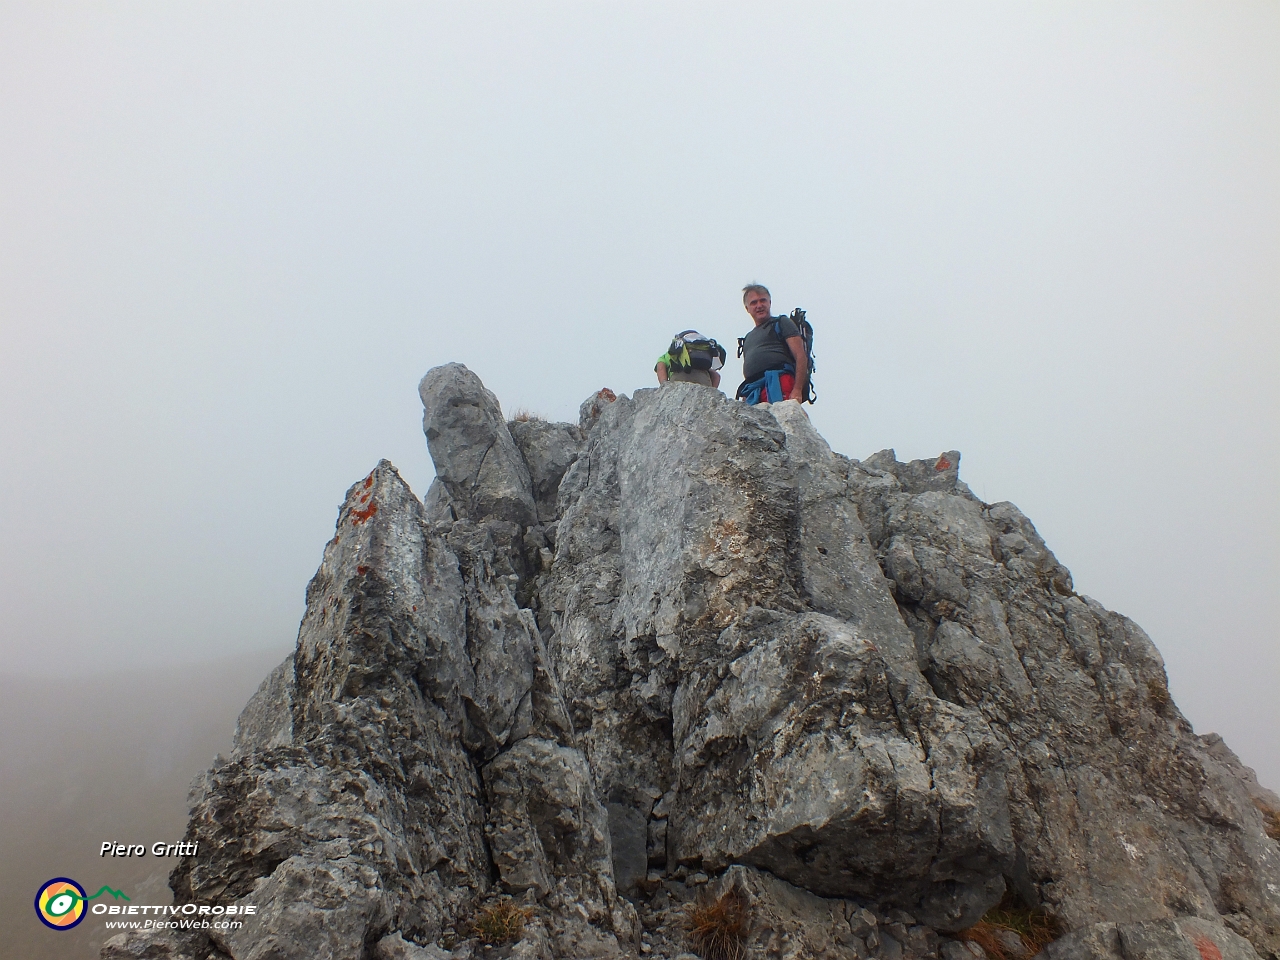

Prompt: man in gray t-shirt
xmin=738 ymin=284 xmax=809 ymax=403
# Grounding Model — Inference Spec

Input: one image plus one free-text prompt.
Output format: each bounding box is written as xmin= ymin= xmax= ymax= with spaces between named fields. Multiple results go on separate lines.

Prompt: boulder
xmin=229 ymin=653 xmax=293 ymax=759
xmin=419 ymin=363 xmax=536 ymax=527
xmin=374 ymin=933 xmax=451 ymax=960
xmin=544 ymin=387 xmax=1012 ymax=929
xmin=123 ymin=372 xmax=1280 ymax=960
xmin=508 ymin=418 xmax=584 ymax=523
xmin=849 ymin=452 xmax=1280 ymax=953
xmin=170 ymin=463 xmax=490 ymax=949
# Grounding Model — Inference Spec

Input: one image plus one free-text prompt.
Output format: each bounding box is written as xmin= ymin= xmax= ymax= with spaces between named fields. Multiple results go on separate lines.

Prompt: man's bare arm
xmin=785 ymin=336 xmax=808 ymax=401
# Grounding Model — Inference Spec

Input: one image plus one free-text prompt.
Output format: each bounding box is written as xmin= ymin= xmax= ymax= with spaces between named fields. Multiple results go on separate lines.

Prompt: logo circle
xmin=35 ymin=877 xmax=88 ymax=930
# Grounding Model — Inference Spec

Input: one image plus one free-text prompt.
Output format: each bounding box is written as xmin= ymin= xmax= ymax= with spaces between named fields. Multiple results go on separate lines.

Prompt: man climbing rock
xmin=736 ymin=284 xmax=810 ymax=404
xmin=655 ymin=329 xmax=724 ymax=389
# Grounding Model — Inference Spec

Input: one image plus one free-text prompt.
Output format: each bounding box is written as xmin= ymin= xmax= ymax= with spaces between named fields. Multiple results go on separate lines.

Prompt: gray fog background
xmin=1 ymin=6 xmax=1276 ymax=921
xmin=0 ymin=654 xmax=285 ymax=960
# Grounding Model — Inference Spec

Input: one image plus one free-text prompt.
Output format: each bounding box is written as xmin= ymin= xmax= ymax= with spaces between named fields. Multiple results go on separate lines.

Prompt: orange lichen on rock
xmin=351 ymin=502 xmax=378 ymax=524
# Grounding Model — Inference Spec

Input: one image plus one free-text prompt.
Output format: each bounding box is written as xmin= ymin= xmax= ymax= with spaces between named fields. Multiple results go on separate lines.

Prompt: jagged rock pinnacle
xmin=105 ymin=367 xmax=1280 ymax=960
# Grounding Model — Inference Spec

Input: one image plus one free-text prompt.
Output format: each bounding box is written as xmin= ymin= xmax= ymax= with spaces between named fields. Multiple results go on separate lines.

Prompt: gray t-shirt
xmin=741 ymin=316 xmax=800 ymax=381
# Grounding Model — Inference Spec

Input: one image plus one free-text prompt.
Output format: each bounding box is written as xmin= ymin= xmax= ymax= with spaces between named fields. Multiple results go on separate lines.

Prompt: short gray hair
xmin=742 ymin=284 xmax=770 ymax=303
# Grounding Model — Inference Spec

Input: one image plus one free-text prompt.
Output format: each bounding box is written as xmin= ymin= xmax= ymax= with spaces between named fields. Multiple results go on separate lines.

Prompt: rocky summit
xmin=105 ymin=364 xmax=1280 ymax=960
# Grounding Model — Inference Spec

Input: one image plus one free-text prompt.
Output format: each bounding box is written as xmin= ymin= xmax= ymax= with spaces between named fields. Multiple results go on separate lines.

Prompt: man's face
xmin=745 ymin=290 xmax=772 ymax=324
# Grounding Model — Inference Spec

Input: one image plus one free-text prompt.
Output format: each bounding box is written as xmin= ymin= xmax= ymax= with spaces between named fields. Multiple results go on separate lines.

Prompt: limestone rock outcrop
xmin=105 ymin=368 xmax=1280 ymax=960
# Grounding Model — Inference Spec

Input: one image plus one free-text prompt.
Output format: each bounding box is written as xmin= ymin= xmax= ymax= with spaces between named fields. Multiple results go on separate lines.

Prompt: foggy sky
xmin=1 ymin=2 xmax=1276 ymax=789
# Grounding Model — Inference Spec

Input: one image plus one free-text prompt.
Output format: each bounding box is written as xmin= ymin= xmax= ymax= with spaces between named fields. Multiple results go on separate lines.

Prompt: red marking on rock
xmin=364 ymin=475 xmax=374 ymax=489
xmin=1194 ymin=937 xmax=1222 ymax=960
xmin=357 ymin=565 xmax=370 ymax=575
xmin=598 ymin=388 xmax=617 ymax=402
xmin=935 ymin=455 xmax=952 ymax=472
xmin=351 ymin=502 xmax=378 ymax=524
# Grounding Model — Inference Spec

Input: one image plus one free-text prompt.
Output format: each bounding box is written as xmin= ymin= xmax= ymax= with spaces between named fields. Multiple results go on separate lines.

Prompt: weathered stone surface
xmin=229 ymin=653 xmax=293 ymax=759
xmin=122 ymin=370 xmax=1280 ymax=960
xmin=607 ymin=796 xmax=652 ymax=897
xmin=1041 ymin=918 xmax=1261 ymax=960
xmin=511 ymin=924 xmax=557 ymax=960
xmin=422 ymin=476 xmax=455 ymax=524
xmin=211 ymin=854 xmax=391 ymax=960
xmin=444 ymin=519 xmax=573 ymax=758
xmin=1200 ymin=732 xmax=1280 ymax=814
xmin=579 ymin=386 xmax=618 ymax=427
xmin=419 ymin=363 xmax=536 ymax=526
xmin=483 ymin=737 xmax=613 ymax=900
xmin=509 ymin=418 xmax=584 ymax=523
xmin=848 ymin=450 xmax=1280 ymax=954
xmin=375 ymin=931 xmax=451 ymax=960
xmin=670 ymin=608 xmax=1011 ymax=926
xmin=942 ymin=942 xmax=986 ymax=960
xmin=636 ymin=864 xmax=948 ymax=960
xmin=714 ymin=865 xmax=872 ymax=960
xmin=546 ymin=387 xmax=1012 ymax=929
xmin=101 ymin=928 xmax=218 ymax=959
xmin=168 ymin=463 xmax=493 ymax=953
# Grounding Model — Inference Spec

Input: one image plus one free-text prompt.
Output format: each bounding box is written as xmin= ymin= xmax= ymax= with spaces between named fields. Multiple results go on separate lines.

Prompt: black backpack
xmin=666 ymin=331 xmax=727 ymax=372
xmin=737 ymin=308 xmax=817 ymax=403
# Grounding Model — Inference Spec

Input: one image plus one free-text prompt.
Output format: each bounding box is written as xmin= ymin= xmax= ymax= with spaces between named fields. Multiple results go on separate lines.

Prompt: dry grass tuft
xmin=510 ymin=408 xmax=544 ymax=423
xmin=1256 ymin=801 xmax=1280 ymax=841
xmin=959 ymin=903 xmax=1065 ymax=960
xmin=470 ymin=899 xmax=532 ymax=945
xmin=959 ymin=920 xmax=1017 ymax=960
xmin=685 ymin=885 xmax=753 ymax=960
